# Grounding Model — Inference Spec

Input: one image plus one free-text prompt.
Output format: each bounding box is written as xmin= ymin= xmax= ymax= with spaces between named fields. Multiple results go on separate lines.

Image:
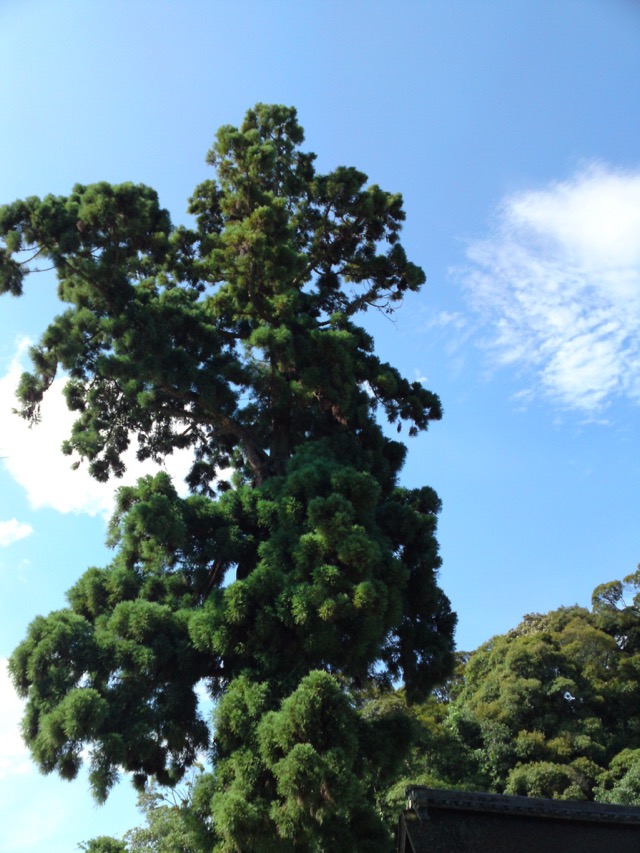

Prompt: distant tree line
xmin=386 ymin=567 xmax=640 ymax=810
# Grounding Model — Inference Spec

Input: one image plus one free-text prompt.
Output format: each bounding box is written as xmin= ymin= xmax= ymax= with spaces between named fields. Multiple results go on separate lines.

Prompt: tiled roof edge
xmin=405 ymin=787 xmax=640 ymax=825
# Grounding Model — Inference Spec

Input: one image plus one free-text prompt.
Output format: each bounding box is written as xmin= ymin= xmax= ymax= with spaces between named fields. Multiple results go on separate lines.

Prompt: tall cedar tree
xmin=2 ymin=105 xmax=455 ymax=851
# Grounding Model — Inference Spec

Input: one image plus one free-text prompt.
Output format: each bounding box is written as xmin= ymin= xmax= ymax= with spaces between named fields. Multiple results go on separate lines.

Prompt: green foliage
xmin=594 ymin=749 xmax=640 ymax=804
xmin=79 ymin=838 xmax=128 ymax=853
xmin=4 ymin=104 xmax=454 ymax=849
xmin=504 ymin=761 xmax=584 ymax=800
xmin=206 ymin=671 xmax=393 ymax=852
xmin=81 ymin=773 xmax=216 ymax=852
xmin=123 ymin=776 xmax=216 ymax=852
xmin=393 ymin=570 xmax=640 ymax=806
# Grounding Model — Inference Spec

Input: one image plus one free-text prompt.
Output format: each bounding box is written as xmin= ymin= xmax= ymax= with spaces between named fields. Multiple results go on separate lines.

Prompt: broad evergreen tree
xmin=388 ymin=569 xmax=640 ymax=808
xmin=1 ymin=104 xmax=455 ymax=851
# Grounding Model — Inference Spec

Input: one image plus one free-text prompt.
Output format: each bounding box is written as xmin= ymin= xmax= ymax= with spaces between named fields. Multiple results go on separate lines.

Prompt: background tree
xmin=79 ymin=838 xmax=128 ymax=853
xmin=122 ymin=773 xmax=215 ymax=852
xmin=2 ymin=104 xmax=455 ymax=850
xmin=387 ymin=569 xmax=640 ymax=806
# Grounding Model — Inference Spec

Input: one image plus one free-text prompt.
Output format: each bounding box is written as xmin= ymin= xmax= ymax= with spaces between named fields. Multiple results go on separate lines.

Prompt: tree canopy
xmin=2 ymin=104 xmax=455 ymax=851
xmin=387 ymin=568 xmax=640 ymax=808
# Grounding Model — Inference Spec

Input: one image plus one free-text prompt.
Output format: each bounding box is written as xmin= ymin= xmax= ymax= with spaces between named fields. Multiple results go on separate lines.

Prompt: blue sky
xmin=0 ymin=1 xmax=639 ymax=849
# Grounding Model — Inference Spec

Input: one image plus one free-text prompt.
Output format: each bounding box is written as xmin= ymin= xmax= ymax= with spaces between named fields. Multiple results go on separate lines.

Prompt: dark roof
xmin=398 ymin=787 xmax=640 ymax=853
xmin=406 ymin=786 xmax=640 ymax=825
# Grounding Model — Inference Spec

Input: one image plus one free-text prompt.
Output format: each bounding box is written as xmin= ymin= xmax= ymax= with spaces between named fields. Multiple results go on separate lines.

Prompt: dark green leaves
xmin=5 ymin=104 xmax=454 ymax=848
xmin=394 ymin=570 xmax=640 ymax=806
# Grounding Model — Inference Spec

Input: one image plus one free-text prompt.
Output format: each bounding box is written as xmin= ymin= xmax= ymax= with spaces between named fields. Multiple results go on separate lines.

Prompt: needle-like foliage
xmin=3 ymin=105 xmax=455 ymax=850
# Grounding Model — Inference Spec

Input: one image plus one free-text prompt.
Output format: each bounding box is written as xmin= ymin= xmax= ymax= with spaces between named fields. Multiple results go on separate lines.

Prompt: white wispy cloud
xmin=0 ymin=340 xmax=194 ymax=519
xmin=430 ymin=310 xmax=468 ymax=331
xmin=0 ymin=519 xmax=33 ymax=547
xmin=460 ymin=163 xmax=640 ymax=412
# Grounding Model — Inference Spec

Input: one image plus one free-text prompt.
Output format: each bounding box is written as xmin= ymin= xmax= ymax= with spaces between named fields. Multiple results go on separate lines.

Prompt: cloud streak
xmin=0 ymin=519 xmax=33 ymax=547
xmin=460 ymin=163 xmax=640 ymax=412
